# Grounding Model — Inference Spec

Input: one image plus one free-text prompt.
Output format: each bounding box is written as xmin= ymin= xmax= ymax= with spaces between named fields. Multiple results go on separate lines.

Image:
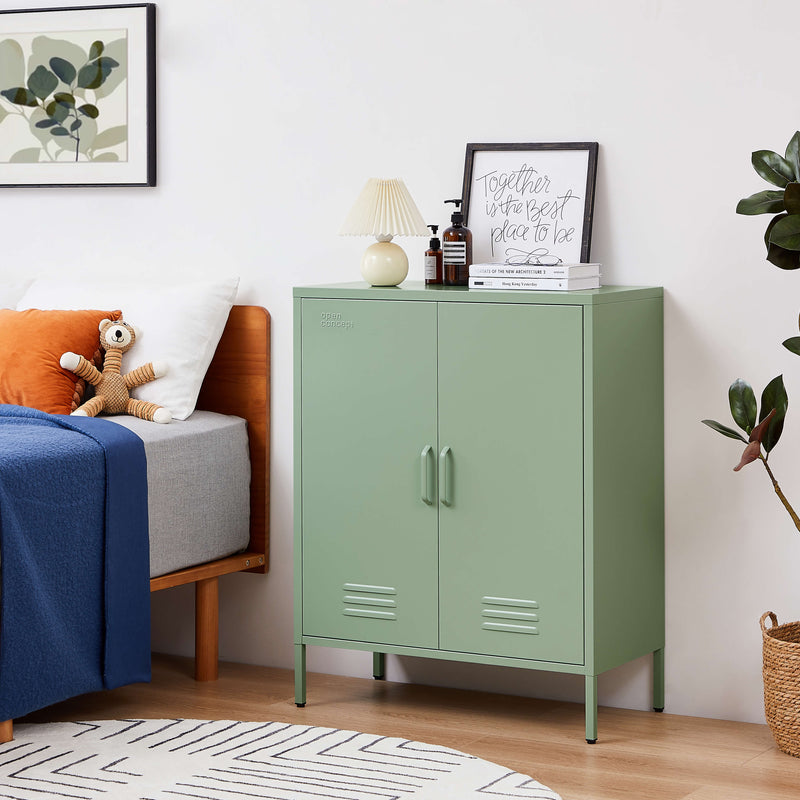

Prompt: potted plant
xmin=702 ymin=131 xmax=800 ymax=757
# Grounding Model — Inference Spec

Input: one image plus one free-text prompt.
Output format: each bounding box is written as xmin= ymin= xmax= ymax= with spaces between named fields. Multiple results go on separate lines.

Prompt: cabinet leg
xmin=585 ymin=675 xmax=598 ymax=744
xmin=653 ymin=647 xmax=665 ymax=712
xmin=294 ymin=644 xmax=307 ymax=707
xmin=373 ymin=652 xmax=386 ymax=680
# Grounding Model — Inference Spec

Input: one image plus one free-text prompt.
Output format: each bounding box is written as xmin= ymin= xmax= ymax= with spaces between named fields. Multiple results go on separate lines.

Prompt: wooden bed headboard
xmin=196 ymin=304 xmax=270 ymax=573
xmin=197 ymin=306 xmax=270 ymax=572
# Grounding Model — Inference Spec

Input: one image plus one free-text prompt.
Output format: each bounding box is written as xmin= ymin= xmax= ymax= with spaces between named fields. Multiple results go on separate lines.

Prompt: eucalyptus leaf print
xmin=0 ymin=30 xmax=128 ymax=164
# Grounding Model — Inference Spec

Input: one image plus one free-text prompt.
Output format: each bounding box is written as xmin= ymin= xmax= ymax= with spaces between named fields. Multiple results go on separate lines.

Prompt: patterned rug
xmin=0 ymin=719 xmax=562 ymax=799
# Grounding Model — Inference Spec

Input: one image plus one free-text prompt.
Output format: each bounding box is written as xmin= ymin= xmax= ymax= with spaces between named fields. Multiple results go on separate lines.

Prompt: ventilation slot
xmin=343 ymin=583 xmax=397 ymax=621
xmin=481 ymin=595 xmax=539 ymax=635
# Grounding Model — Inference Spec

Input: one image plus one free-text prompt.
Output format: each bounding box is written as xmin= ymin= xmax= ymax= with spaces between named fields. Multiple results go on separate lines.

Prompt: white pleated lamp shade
xmin=340 ymin=178 xmax=429 ymax=239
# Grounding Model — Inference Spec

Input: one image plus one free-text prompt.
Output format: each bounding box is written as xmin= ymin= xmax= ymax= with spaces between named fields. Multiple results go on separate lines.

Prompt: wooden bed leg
xmin=0 ymin=720 xmax=12 ymax=743
xmin=195 ymin=577 xmax=219 ymax=682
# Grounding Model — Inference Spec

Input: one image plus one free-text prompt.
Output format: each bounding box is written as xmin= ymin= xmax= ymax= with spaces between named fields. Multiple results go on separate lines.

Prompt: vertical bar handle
xmin=420 ymin=445 xmax=433 ymax=505
xmin=439 ymin=445 xmax=452 ymax=506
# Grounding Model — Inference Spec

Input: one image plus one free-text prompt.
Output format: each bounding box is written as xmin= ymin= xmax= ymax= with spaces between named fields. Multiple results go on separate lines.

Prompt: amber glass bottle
xmin=424 ymin=224 xmax=443 ymax=285
xmin=442 ymin=199 xmax=472 ymax=286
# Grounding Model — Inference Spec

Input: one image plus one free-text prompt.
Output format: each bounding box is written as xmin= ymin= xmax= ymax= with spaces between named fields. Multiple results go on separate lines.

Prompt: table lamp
xmin=340 ymin=178 xmax=429 ymax=286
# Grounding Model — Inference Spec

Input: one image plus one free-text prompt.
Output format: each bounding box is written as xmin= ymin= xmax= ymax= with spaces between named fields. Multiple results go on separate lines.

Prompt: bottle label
xmin=443 ymin=242 xmax=467 ymax=265
xmin=424 ymin=255 xmax=437 ymax=279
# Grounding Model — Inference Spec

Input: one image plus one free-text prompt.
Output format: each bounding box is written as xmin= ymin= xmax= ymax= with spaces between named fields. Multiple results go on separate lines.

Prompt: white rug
xmin=0 ymin=719 xmax=562 ymax=800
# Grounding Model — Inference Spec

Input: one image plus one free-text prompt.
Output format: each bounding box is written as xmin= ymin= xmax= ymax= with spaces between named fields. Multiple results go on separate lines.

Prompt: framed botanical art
xmin=0 ymin=4 xmax=156 ymax=187
xmin=462 ymin=142 xmax=598 ymax=265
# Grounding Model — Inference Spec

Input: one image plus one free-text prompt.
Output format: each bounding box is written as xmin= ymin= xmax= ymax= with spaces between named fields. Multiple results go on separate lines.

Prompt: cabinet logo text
xmin=320 ymin=312 xmax=354 ymax=330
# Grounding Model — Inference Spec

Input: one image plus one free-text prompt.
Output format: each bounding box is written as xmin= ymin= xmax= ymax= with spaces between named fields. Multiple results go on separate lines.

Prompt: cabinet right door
xmin=437 ymin=301 xmax=585 ymax=664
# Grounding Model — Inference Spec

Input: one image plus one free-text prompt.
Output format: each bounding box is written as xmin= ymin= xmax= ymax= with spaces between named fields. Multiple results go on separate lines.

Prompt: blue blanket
xmin=0 ymin=405 xmax=151 ymax=721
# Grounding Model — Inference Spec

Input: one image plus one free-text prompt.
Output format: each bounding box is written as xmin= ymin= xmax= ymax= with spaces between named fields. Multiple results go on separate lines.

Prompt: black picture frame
xmin=462 ymin=142 xmax=598 ymax=265
xmin=0 ymin=3 xmax=156 ymax=187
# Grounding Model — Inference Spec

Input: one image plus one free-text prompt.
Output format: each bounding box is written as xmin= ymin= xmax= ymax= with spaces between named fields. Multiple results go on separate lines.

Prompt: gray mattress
xmin=108 ymin=411 xmax=251 ymax=578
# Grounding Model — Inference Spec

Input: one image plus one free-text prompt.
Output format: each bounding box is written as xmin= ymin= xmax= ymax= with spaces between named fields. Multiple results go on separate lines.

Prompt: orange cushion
xmin=0 ymin=308 xmax=122 ymax=415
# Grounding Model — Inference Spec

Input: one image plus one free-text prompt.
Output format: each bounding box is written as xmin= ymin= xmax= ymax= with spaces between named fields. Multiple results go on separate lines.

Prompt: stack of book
xmin=468 ymin=262 xmax=602 ymax=291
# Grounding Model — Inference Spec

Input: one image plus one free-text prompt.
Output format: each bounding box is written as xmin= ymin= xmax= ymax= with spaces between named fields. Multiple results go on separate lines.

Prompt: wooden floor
xmin=18 ymin=653 xmax=800 ymax=800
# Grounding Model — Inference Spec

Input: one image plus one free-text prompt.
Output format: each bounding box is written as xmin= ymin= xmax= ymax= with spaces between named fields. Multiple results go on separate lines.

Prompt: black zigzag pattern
xmin=0 ymin=719 xmax=562 ymax=799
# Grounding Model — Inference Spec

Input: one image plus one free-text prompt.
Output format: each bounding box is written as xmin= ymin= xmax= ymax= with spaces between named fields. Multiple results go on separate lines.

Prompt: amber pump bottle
xmin=424 ymin=224 xmax=443 ymax=285
xmin=442 ymin=199 xmax=472 ymax=286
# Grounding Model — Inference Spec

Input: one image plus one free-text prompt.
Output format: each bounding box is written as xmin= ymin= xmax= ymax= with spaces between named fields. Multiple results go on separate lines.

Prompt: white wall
xmin=2 ymin=0 xmax=800 ymax=725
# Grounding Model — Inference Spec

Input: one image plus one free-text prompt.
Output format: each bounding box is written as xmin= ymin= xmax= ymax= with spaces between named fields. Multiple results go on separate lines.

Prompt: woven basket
xmin=761 ymin=611 xmax=800 ymax=757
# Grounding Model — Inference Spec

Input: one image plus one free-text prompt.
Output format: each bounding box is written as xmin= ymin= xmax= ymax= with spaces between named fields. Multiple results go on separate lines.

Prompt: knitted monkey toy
xmin=60 ymin=318 xmax=172 ymax=424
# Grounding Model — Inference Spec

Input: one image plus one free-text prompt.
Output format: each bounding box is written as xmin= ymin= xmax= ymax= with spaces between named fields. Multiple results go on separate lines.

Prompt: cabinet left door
xmin=299 ymin=298 xmax=440 ymax=648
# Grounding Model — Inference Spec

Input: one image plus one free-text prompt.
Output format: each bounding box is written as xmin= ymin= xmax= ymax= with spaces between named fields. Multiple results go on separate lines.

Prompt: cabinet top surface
xmin=293 ymin=281 xmax=662 ymax=305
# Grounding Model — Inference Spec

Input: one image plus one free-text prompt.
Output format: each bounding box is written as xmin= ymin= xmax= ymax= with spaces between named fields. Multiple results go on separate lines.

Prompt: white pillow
xmin=17 ymin=277 xmax=239 ymax=420
xmin=0 ymin=280 xmax=32 ymax=309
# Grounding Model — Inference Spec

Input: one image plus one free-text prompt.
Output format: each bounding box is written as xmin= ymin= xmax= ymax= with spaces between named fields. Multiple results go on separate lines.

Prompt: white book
xmin=469 ymin=263 xmax=602 ymax=279
xmin=468 ymin=276 xmax=602 ymax=291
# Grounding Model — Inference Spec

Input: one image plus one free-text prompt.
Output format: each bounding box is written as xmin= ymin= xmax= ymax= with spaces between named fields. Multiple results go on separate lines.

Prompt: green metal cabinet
xmin=293 ymin=282 xmax=664 ymax=743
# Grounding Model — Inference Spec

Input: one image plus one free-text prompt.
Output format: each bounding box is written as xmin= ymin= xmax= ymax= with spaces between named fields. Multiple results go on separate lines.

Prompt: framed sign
xmin=0 ymin=4 xmax=156 ymax=187
xmin=462 ymin=142 xmax=598 ymax=265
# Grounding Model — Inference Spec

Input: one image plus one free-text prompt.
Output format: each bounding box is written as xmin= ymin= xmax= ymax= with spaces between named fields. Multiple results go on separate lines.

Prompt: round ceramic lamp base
xmin=360 ymin=240 xmax=408 ymax=286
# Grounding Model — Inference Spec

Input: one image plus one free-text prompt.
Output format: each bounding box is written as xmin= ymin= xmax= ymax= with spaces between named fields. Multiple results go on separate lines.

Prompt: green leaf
xmin=765 ymin=212 xmax=784 ymax=248
xmin=0 ymin=87 xmax=39 ymax=107
xmin=785 ymin=183 xmax=800 ymax=215
xmin=53 ymin=91 xmax=75 ymax=107
xmin=767 ymin=241 xmax=800 ymax=269
xmin=768 ymin=214 xmax=800 ymax=251
xmin=50 ymin=126 xmax=69 ymax=136
xmin=786 ymin=132 xmax=800 ymax=180
xmin=92 ymin=124 xmax=127 ymax=150
xmin=736 ymin=189 xmax=786 ymax=215
xmin=34 ymin=118 xmax=59 ymax=128
xmin=0 ymin=39 xmax=26 ymax=89
xmin=753 ymin=149 xmax=797 ymax=187
xmin=76 ymin=60 xmax=104 ymax=90
xmin=70 ymin=119 xmax=82 ymax=131
xmin=48 ymin=56 xmax=76 ymax=85
xmin=9 ymin=146 xmax=40 ymax=163
xmin=783 ymin=336 xmax=800 ymax=355
xmin=76 ymin=56 xmax=119 ymax=90
xmin=729 ymin=379 xmax=757 ymax=433
xmin=44 ymin=100 xmax=69 ymax=124
xmin=89 ymin=40 xmax=104 ymax=60
xmin=760 ymin=375 xmax=788 ymax=453
xmin=77 ymin=103 xmax=99 ymax=119
xmin=92 ymin=151 xmax=118 ymax=162
xmin=91 ymin=38 xmax=126 ymax=100
xmin=701 ymin=419 xmax=748 ymax=443
xmin=27 ymin=65 xmax=58 ymax=100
